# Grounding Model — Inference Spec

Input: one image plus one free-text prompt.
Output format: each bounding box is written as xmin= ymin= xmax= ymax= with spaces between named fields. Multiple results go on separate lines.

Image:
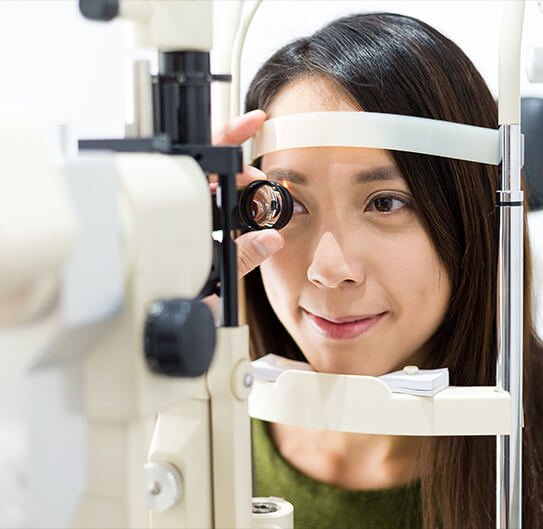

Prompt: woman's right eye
xmin=292 ymin=199 xmax=308 ymax=215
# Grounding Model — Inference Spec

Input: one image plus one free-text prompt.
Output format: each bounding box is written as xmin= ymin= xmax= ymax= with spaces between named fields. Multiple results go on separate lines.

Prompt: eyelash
xmin=365 ymin=193 xmax=412 ymax=214
xmin=290 ymin=193 xmax=412 ymax=216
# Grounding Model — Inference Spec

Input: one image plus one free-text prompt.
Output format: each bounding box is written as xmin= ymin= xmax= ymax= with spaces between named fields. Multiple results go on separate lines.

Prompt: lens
xmin=239 ymin=181 xmax=293 ymax=230
xmin=250 ymin=186 xmax=281 ymax=227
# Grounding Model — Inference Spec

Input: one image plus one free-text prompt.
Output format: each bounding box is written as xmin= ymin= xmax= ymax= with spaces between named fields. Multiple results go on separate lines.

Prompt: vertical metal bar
xmin=132 ymin=60 xmax=154 ymax=137
xmin=496 ymin=124 xmax=523 ymax=529
xmin=218 ymin=173 xmax=239 ymax=327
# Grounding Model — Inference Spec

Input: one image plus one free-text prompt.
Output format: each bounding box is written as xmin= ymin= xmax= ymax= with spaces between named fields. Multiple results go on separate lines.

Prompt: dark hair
xmin=244 ymin=12 xmax=543 ymax=529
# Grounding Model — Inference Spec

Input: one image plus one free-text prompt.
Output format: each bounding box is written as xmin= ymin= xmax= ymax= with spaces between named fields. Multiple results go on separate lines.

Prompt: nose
xmin=307 ymin=230 xmax=366 ymax=288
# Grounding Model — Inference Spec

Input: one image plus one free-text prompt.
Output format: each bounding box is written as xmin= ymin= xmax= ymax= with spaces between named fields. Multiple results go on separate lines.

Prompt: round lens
xmin=239 ymin=180 xmax=293 ymax=230
xmin=251 ymin=186 xmax=282 ymax=227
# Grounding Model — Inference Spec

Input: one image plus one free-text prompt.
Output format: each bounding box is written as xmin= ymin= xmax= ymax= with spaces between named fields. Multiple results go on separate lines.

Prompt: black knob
xmin=79 ymin=0 xmax=119 ymax=21
xmin=144 ymin=299 xmax=216 ymax=377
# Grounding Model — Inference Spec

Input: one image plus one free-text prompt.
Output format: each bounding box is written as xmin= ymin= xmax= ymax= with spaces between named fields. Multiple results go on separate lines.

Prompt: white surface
xmin=252 ymin=353 xmax=313 ymax=382
xmin=249 ymin=370 xmax=512 ymax=436
xmin=252 ymin=497 xmax=294 ymax=529
xmin=26 ymin=363 xmax=87 ymax=529
xmin=527 ymin=47 xmax=543 ymax=82
xmin=240 ymin=0 xmax=543 ymax=114
xmin=380 ymin=368 xmax=449 ymax=396
xmin=0 ymin=104 xmax=77 ymax=296
xmin=251 ymin=111 xmax=501 ymax=165
xmin=253 ymin=354 xmax=450 ymax=396
xmin=120 ymin=0 xmax=213 ymax=52
xmin=0 ymin=1 xmax=129 ymax=142
xmin=498 ymin=1 xmax=525 ymax=124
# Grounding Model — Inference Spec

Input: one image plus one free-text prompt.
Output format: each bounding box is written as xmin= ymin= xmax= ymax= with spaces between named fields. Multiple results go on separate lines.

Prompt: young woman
xmin=213 ymin=12 xmax=543 ymax=529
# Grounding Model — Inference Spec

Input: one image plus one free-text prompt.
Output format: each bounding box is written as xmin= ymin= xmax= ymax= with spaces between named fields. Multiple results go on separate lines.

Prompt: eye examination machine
xmin=0 ymin=1 xmax=542 ymax=528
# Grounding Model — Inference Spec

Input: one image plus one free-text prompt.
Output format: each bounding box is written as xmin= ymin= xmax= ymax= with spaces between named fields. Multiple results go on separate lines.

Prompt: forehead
xmin=263 ymin=77 xmax=403 ymax=185
xmin=267 ymin=77 xmax=360 ymax=117
xmin=261 ymin=146 xmax=397 ymax=177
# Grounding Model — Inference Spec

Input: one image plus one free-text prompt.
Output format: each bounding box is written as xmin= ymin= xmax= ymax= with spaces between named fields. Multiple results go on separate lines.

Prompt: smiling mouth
xmin=303 ymin=309 xmax=386 ymax=340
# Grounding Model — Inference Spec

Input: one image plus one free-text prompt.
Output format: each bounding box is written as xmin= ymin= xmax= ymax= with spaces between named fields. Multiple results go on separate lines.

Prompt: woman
xmin=213 ymin=12 xmax=543 ymax=529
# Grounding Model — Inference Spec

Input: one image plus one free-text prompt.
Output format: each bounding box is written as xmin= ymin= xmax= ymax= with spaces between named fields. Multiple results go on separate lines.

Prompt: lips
xmin=303 ymin=309 xmax=385 ymax=340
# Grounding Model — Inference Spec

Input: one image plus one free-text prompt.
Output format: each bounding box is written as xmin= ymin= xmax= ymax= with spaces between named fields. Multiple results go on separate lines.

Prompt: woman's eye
xmin=366 ymin=195 xmax=409 ymax=213
xmin=292 ymin=199 xmax=307 ymax=215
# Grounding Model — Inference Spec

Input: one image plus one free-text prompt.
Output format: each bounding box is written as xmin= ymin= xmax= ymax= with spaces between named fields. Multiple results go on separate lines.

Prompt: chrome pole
xmin=496 ymin=124 xmax=523 ymax=529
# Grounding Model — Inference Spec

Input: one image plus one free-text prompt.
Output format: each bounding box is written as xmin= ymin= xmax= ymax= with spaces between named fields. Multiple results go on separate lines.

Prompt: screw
xmin=403 ymin=365 xmax=419 ymax=376
xmin=253 ymin=501 xmax=279 ymax=514
xmin=149 ymin=481 xmax=161 ymax=496
xmin=243 ymin=372 xmax=254 ymax=388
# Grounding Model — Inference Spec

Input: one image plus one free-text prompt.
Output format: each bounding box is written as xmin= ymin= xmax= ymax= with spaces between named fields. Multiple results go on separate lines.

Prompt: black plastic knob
xmin=79 ymin=0 xmax=119 ymax=21
xmin=144 ymin=299 xmax=216 ymax=377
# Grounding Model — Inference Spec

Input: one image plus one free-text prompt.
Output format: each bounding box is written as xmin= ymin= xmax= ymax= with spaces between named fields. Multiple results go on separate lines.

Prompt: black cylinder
xmin=152 ymin=51 xmax=211 ymax=145
xmin=79 ymin=0 xmax=119 ymax=20
xmin=144 ymin=298 xmax=216 ymax=377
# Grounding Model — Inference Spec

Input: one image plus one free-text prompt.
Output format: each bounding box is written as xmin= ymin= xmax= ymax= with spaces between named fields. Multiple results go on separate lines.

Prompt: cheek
xmin=376 ymin=230 xmax=451 ymax=327
xmin=259 ymin=242 xmax=306 ymax=315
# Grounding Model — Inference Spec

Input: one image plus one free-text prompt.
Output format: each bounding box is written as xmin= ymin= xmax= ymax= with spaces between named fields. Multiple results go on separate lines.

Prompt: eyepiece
xmin=211 ymin=180 xmax=293 ymax=231
xmin=239 ymin=181 xmax=293 ymax=230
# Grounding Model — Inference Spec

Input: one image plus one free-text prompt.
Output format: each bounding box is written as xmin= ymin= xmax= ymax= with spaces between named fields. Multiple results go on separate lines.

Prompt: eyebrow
xmin=265 ymin=166 xmax=402 ymax=185
xmin=354 ymin=166 xmax=402 ymax=184
xmin=265 ymin=168 xmax=308 ymax=185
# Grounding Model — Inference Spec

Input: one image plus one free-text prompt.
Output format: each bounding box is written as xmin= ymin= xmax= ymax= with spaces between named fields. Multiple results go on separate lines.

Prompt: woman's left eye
xmin=366 ymin=195 xmax=409 ymax=213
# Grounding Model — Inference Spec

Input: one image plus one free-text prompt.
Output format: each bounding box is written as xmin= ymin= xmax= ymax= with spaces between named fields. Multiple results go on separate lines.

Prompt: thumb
xmin=236 ymin=230 xmax=285 ymax=279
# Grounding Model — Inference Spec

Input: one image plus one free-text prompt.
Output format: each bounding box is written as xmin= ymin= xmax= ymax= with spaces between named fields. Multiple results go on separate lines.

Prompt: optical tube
xmin=153 ymin=51 xmax=211 ymax=145
xmin=212 ymin=180 xmax=293 ymax=231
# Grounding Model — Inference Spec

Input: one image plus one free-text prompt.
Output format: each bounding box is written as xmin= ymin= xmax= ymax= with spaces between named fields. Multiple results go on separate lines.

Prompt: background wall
xmin=240 ymin=0 xmax=543 ymax=109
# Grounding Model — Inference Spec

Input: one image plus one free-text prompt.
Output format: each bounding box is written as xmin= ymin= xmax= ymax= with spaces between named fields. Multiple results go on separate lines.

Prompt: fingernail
xmin=253 ymin=232 xmax=284 ymax=257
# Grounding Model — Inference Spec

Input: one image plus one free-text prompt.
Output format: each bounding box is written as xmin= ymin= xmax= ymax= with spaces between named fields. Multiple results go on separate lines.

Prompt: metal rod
xmin=131 ymin=60 xmax=153 ymax=137
xmin=496 ymin=124 xmax=523 ymax=529
xmin=218 ymin=173 xmax=239 ymax=327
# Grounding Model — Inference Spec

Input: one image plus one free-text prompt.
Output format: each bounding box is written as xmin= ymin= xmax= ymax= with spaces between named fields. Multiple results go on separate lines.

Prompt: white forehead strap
xmin=248 ymin=111 xmax=501 ymax=165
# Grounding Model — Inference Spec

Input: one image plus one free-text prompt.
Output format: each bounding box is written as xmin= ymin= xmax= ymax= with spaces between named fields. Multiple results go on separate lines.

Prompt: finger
xmin=236 ymin=229 xmax=285 ymax=279
xmin=212 ymin=109 xmax=267 ymax=146
xmin=210 ymin=165 xmax=266 ymax=189
xmin=237 ymin=164 xmax=267 ymax=187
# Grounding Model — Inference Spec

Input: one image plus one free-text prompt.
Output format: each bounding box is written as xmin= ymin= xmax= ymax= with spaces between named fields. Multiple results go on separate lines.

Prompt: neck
xmin=269 ymin=421 xmax=422 ymax=490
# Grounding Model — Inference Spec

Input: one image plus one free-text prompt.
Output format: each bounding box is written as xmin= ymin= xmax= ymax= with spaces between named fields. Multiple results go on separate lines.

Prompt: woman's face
xmin=259 ymin=78 xmax=451 ymax=376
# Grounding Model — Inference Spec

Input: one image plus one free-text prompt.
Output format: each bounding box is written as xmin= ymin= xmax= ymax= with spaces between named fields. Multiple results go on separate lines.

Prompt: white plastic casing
xmin=0 ymin=105 xmax=77 ymax=296
xmin=119 ymin=0 xmax=213 ymax=52
xmin=249 ymin=371 xmax=512 ymax=436
xmin=250 ymin=112 xmax=501 ymax=166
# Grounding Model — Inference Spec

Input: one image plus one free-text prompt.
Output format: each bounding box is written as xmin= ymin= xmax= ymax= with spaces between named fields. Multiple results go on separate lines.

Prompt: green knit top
xmin=252 ymin=419 xmax=422 ymax=529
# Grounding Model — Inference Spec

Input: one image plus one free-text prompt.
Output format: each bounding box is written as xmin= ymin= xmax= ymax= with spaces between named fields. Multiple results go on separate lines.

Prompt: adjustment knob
xmin=144 ymin=299 xmax=216 ymax=377
xmin=79 ymin=0 xmax=119 ymax=21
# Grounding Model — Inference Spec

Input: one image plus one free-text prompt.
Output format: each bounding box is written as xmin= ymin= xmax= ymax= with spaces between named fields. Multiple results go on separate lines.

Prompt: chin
xmin=307 ymin=355 xmax=386 ymax=377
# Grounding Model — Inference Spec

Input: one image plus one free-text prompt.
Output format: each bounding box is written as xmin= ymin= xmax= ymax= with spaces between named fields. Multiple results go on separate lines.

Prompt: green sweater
xmin=252 ymin=419 xmax=422 ymax=529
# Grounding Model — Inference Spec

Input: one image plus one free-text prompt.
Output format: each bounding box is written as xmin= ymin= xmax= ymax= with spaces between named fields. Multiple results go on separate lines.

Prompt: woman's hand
xmin=212 ymin=110 xmax=285 ymax=279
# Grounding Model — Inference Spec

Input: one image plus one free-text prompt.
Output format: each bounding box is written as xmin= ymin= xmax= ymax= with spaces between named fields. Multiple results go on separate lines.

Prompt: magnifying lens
xmin=212 ymin=180 xmax=293 ymax=231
